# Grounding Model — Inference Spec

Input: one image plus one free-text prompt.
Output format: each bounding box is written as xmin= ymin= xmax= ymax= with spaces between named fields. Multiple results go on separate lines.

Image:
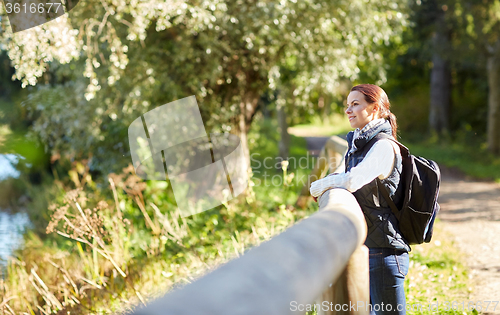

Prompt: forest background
xmin=0 ymin=0 xmax=500 ymax=313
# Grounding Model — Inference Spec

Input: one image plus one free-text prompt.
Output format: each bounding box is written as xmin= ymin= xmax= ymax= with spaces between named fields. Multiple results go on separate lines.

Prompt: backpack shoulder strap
xmin=376 ymin=177 xmax=400 ymax=218
xmin=372 ymin=133 xmax=407 ymax=219
xmin=372 ymin=133 xmax=410 ymax=158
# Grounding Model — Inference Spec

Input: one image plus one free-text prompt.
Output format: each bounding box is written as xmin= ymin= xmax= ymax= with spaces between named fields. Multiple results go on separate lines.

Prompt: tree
xmin=277 ymin=94 xmax=289 ymax=160
xmin=0 ymin=0 xmax=409 ymax=172
xmin=429 ymin=3 xmax=451 ymax=134
xmin=401 ymin=0 xmax=453 ymax=134
xmin=452 ymin=0 xmax=500 ymax=154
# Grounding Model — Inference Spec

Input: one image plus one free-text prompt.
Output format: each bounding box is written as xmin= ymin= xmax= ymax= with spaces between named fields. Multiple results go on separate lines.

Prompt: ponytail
xmin=386 ymin=112 xmax=398 ymax=139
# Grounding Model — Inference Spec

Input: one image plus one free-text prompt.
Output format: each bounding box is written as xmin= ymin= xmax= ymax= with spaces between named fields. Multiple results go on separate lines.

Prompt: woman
xmin=310 ymin=84 xmax=410 ymax=315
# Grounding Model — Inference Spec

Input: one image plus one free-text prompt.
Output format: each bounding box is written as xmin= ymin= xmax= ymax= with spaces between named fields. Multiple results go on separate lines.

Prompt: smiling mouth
xmin=349 ymin=116 xmax=356 ymax=121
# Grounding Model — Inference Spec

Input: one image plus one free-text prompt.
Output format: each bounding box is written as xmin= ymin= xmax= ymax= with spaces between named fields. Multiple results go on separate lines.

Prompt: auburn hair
xmin=350 ymin=84 xmax=397 ymax=138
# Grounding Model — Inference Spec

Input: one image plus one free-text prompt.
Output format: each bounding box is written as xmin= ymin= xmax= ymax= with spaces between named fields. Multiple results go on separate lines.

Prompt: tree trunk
xmin=262 ymin=101 xmax=271 ymax=119
xmin=487 ymin=42 xmax=500 ymax=155
xmin=429 ymin=9 xmax=451 ymax=134
xmin=237 ymin=108 xmax=251 ymax=171
xmin=277 ymin=101 xmax=290 ymax=160
xmin=323 ymin=96 xmax=331 ymax=121
xmin=237 ymin=94 xmax=260 ymax=169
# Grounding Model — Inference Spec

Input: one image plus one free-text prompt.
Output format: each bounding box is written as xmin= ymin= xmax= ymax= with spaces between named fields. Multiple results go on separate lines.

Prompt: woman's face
xmin=345 ymin=91 xmax=379 ymax=130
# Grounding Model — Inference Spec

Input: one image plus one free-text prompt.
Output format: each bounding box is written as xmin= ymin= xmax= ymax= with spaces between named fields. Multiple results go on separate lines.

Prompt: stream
xmin=0 ymin=154 xmax=30 ymax=265
xmin=0 ymin=210 xmax=30 ymax=264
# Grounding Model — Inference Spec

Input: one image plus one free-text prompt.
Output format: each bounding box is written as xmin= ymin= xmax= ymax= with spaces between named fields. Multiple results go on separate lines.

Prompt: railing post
xmin=326 ymin=148 xmax=342 ymax=174
xmin=317 ymin=245 xmax=369 ymax=315
xmin=296 ymin=136 xmax=348 ymax=209
xmin=313 ymin=188 xmax=369 ymax=315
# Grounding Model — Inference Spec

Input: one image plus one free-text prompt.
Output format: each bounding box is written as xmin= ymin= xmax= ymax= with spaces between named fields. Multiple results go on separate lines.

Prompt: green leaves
xmin=2 ymin=0 xmax=409 ymax=173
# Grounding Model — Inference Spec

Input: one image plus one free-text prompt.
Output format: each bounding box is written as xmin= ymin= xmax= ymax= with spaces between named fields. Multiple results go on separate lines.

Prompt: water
xmin=0 ymin=152 xmax=30 ymax=265
xmin=0 ymin=210 xmax=30 ymax=264
xmin=0 ymin=154 xmax=21 ymax=180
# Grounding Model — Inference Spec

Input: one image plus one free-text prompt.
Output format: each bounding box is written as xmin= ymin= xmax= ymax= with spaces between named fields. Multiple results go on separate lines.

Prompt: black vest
xmin=345 ymin=121 xmax=410 ymax=252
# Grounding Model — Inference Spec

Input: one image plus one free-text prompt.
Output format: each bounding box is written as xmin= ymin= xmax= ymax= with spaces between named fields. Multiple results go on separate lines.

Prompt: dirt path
xmin=437 ymin=168 xmax=500 ymax=313
xmin=299 ymin=134 xmax=500 ymax=313
xmin=304 ymin=136 xmax=331 ymax=156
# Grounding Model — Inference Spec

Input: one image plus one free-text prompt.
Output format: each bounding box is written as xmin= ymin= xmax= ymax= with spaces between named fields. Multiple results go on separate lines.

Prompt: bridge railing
xmin=132 ymin=190 xmax=368 ymax=315
xmin=296 ymin=135 xmax=348 ymax=209
xmin=132 ymin=135 xmax=369 ymax=315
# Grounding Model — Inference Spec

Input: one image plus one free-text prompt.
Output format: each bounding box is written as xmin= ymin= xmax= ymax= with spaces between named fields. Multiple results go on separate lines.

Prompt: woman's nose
xmin=345 ymin=106 xmax=352 ymax=114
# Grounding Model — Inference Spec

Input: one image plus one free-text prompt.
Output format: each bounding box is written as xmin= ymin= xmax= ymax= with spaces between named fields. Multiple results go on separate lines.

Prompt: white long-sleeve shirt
xmin=310 ymin=138 xmax=400 ymax=197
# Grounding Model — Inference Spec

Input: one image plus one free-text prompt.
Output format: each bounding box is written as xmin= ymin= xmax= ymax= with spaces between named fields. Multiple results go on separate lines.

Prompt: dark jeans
xmin=369 ymin=248 xmax=409 ymax=315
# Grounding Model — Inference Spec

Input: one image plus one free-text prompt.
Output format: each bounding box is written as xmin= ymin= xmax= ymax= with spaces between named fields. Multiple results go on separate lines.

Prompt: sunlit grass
xmin=0 ymin=136 xmax=319 ymax=314
xmin=405 ymin=221 xmax=477 ymax=315
xmin=0 ymin=125 xmax=11 ymax=147
xmin=288 ymin=113 xmax=352 ymax=137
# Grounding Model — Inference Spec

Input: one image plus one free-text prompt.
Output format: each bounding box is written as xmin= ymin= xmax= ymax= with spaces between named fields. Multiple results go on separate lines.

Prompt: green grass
xmin=0 ymin=115 xmax=321 ymax=314
xmin=405 ymin=221 xmax=477 ymax=314
xmin=248 ymin=115 xmax=317 ymax=206
xmin=1 ymin=162 xmax=319 ymax=314
xmin=288 ymin=113 xmax=352 ymax=137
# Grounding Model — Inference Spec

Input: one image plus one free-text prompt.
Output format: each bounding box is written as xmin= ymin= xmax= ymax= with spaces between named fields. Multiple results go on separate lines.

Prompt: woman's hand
xmin=310 ymin=173 xmax=339 ymax=202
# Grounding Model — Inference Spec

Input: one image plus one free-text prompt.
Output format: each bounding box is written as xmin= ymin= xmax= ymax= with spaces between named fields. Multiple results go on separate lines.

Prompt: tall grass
xmin=0 ymin=151 xmax=317 ymax=313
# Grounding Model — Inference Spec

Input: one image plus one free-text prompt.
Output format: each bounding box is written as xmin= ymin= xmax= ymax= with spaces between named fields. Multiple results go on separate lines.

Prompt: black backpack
xmin=376 ymin=137 xmax=441 ymax=245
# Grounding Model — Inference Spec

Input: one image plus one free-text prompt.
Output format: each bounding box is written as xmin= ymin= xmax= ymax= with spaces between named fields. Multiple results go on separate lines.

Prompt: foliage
xmin=454 ymin=0 xmax=500 ymax=50
xmin=1 ymin=0 xmax=409 ymax=173
xmin=371 ymin=0 xmax=491 ymax=137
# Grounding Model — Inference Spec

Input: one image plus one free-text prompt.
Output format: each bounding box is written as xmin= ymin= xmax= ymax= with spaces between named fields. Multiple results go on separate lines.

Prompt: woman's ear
xmin=371 ymin=103 xmax=380 ymax=117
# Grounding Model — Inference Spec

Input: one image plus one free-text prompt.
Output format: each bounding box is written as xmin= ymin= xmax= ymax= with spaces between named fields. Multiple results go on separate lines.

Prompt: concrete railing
xmin=132 ymin=187 xmax=369 ymax=315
